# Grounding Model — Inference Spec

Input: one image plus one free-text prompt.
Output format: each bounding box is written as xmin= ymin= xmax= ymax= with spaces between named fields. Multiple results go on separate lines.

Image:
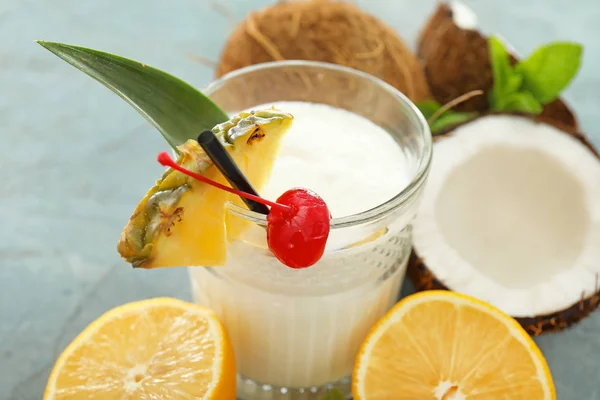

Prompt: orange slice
xmin=44 ymin=298 xmax=236 ymax=400
xmin=353 ymin=290 xmax=555 ymax=400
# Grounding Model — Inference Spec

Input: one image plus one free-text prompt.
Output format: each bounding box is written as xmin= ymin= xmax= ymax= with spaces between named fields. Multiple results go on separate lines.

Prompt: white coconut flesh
xmin=450 ymin=0 xmax=478 ymax=30
xmin=413 ymin=115 xmax=600 ymax=317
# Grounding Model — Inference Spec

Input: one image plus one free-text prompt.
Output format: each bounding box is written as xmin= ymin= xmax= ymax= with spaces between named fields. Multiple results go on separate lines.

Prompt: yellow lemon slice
xmin=44 ymin=298 xmax=236 ymax=400
xmin=353 ymin=290 xmax=555 ymax=400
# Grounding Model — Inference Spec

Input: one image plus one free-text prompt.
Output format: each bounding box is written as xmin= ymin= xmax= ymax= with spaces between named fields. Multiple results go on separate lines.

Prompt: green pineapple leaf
xmin=37 ymin=41 xmax=229 ymax=151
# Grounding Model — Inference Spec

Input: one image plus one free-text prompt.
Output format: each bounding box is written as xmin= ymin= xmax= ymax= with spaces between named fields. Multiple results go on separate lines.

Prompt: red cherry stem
xmin=157 ymin=152 xmax=291 ymax=213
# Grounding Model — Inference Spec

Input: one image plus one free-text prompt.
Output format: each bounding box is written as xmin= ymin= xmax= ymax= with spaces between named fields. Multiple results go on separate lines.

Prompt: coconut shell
xmin=216 ymin=0 xmax=431 ymax=102
xmin=408 ymin=113 xmax=600 ymax=335
xmin=408 ymin=252 xmax=600 ymax=336
xmin=418 ymin=3 xmax=578 ymax=128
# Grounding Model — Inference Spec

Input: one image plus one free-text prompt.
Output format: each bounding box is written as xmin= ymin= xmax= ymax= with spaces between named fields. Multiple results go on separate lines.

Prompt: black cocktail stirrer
xmin=197 ymin=130 xmax=270 ymax=215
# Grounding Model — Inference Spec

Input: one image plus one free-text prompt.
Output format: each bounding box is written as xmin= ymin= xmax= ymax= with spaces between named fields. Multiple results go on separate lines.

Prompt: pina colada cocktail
xmin=40 ymin=39 xmax=555 ymax=400
xmin=191 ymin=100 xmax=409 ymax=387
xmin=193 ymin=63 xmax=431 ymax=399
xmin=117 ymin=62 xmax=431 ymax=399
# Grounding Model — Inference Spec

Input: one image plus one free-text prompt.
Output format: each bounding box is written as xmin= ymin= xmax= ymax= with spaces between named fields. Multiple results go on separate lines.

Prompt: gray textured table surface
xmin=2 ymin=0 xmax=599 ymax=399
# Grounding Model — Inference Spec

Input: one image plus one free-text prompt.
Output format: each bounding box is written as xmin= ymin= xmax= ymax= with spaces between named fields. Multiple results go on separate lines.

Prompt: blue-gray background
xmin=1 ymin=0 xmax=598 ymax=399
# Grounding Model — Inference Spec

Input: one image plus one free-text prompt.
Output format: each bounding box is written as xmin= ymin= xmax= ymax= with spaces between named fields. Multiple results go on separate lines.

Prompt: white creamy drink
xmin=261 ymin=102 xmax=409 ymax=217
xmin=190 ymin=101 xmax=415 ymax=395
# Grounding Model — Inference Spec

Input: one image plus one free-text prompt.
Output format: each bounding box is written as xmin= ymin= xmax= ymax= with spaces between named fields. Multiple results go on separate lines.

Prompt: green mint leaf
xmin=430 ymin=112 xmax=477 ymax=134
xmin=416 ymin=100 xmax=442 ymax=120
xmin=319 ymin=388 xmax=346 ymax=400
xmin=488 ymin=36 xmax=520 ymax=109
xmin=496 ymin=91 xmax=543 ymax=114
xmin=37 ymin=41 xmax=229 ymax=150
xmin=515 ymin=42 xmax=583 ymax=104
xmin=415 ymin=100 xmax=477 ymax=134
xmin=505 ymin=73 xmax=523 ymax=95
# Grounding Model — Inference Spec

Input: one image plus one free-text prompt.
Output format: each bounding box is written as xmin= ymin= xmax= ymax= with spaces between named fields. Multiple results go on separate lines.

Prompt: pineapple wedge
xmin=117 ymin=108 xmax=293 ymax=268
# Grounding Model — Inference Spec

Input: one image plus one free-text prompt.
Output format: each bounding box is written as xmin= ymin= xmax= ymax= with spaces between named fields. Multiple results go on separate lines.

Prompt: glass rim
xmin=203 ymin=60 xmax=433 ymax=229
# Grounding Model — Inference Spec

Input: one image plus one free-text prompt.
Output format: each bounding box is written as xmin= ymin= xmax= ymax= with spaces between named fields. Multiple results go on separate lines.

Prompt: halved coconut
xmin=409 ymin=114 xmax=600 ymax=335
xmin=418 ymin=1 xmax=578 ymax=128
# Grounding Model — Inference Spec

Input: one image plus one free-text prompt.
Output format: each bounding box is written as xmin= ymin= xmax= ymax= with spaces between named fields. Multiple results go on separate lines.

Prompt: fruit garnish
xmin=158 ymin=153 xmax=331 ymax=269
xmin=156 ymin=152 xmax=290 ymax=213
xmin=267 ymin=188 xmax=331 ymax=269
xmin=117 ymin=109 xmax=293 ymax=268
xmin=43 ymin=298 xmax=236 ymax=400
xmin=353 ymin=290 xmax=555 ymax=400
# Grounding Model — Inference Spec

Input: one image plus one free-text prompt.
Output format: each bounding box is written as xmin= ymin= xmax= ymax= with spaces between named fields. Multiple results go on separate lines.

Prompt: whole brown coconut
xmin=418 ymin=2 xmax=578 ymax=128
xmin=216 ymin=0 xmax=431 ymax=102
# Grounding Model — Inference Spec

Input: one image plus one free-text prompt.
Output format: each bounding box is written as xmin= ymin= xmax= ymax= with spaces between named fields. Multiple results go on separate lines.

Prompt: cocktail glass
xmin=189 ymin=61 xmax=432 ymax=400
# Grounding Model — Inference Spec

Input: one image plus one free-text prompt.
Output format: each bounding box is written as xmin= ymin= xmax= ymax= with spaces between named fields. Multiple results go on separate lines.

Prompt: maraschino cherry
xmin=157 ymin=152 xmax=331 ymax=269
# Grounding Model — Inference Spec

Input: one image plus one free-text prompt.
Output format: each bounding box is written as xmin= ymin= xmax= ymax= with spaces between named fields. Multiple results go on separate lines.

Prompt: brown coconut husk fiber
xmin=216 ymin=0 xmax=432 ymax=102
xmin=418 ymin=3 xmax=578 ymax=128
